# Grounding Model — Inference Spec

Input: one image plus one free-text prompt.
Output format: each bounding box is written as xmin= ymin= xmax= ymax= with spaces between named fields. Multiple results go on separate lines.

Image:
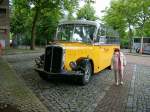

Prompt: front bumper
xmin=34 ymin=68 xmax=83 ymax=78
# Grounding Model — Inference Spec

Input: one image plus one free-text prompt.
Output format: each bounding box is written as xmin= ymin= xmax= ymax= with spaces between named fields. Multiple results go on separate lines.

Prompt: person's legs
xmin=119 ymin=69 xmax=124 ymax=85
xmin=114 ymin=70 xmax=119 ymax=85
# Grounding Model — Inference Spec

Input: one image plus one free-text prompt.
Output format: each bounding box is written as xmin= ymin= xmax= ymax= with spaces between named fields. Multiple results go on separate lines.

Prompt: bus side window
xmin=101 ymin=27 xmax=106 ymax=36
xmin=99 ymin=36 xmax=106 ymax=44
xmin=94 ymin=28 xmax=101 ymax=44
xmin=106 ymin=36 xmax=109 ymax=44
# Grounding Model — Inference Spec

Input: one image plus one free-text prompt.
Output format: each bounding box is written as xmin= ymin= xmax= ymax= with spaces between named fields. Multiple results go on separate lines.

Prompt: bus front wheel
xmin=79 ymin=61 xmax=92 ymax=85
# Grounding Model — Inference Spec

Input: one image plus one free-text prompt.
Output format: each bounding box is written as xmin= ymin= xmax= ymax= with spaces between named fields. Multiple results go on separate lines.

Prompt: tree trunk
xmin=140 ymin=36 xmax=143 ymax=54
xmin=30 ymin=7 xmax=39 ymax=50
xmin=128 ymin=24 xmax=132 ymax=53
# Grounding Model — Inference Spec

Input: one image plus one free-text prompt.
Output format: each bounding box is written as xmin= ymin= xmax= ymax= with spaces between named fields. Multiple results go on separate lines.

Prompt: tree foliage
xmin=102 ymin=0 xmax=150 ymax=50
xmin=101 ymin=1 xmax=126 ymax=38
xmin=134 ymin=0 xmax=150 ymax=37
xmin=77 ymin=2 xmax=97 ymax=21
xmin=10 ymin=0 xmax=79 ymax=50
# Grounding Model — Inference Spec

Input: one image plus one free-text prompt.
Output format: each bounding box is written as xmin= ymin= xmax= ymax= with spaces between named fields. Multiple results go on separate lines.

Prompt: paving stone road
xmin=4 ymin=53 xmax=150 ymax=112
xmin=0 ymin=56 xmax=49 ymax=112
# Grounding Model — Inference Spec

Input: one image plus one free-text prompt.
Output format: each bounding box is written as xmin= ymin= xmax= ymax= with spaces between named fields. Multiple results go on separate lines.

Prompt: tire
xmin=79 ymin=61 xmax=92 ymax=85
xmin=39 ymin=73 xmax=49 ymax=81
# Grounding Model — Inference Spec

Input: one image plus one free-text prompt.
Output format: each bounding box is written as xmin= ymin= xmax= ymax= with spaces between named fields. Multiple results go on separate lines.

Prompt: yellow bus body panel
xmin=58 ymin=42 xmax=119 ymax=74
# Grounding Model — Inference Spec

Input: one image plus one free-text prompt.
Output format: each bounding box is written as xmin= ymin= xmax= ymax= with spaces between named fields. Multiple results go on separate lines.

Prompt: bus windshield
xmin=56 ymin=24 xmax=96 ymax=43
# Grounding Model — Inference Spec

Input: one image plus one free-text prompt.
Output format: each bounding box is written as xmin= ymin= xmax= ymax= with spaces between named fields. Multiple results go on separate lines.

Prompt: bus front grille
xmin=44 ymin=46 xmax=63 ymax=73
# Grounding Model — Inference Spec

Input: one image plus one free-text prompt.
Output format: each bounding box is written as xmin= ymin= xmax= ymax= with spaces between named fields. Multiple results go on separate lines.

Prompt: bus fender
xmin=75 ymin=58 xmax=94 ymax=74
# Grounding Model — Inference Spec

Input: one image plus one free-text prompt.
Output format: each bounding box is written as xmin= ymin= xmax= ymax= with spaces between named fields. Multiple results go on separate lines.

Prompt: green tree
xmin=11 ymin=0 xmax=79 ymax=50
xmin=77 ymin=3 xmax=97 ymax=20
xmin=102 ymin=0 xmax=142 ymax=51
xmin=10 ymin=0 xmax=32 ymax=47
xmin=101 ymin=2 xmax=126 ymax=38
xmin=103 ymin=0 xmax=150 ymax=51
xmin=134 ymin=0 xmax=150 ymax=37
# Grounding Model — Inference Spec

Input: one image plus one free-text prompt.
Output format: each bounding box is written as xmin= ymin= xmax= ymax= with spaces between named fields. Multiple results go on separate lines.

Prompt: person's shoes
xmin=116 ymin=82 xmax=119 ymax=86
xmin=120 ymin=81 xmax=123 ymax=85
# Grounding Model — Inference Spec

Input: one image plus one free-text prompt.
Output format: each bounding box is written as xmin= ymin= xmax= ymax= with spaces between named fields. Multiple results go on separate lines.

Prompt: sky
xmin=80 ymin=0 xmax=112 ymax=18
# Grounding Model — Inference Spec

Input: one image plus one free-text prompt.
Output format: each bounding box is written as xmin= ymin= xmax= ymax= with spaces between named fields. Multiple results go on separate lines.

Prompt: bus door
xmin=98 ymin=36 xmax=109 ymax=69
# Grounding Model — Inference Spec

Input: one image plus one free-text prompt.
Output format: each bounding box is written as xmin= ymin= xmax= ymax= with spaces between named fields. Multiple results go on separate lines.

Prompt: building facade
xmin=0 ymin=0 xmax=9 ymax=48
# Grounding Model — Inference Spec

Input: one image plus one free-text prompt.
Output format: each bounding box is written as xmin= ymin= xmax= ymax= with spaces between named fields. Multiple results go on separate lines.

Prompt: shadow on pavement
xmin=0 ymin=103 xmax=20 ymax=112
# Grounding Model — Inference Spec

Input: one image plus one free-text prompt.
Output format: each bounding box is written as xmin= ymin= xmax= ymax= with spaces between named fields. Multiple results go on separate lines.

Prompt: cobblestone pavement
xmin=0 ymin=56 xmax=49 ymax=112
xmin=4 ymin=53 xmax=150 ymax=112
xmin=95 ymin=54 xmax=150 ymax=112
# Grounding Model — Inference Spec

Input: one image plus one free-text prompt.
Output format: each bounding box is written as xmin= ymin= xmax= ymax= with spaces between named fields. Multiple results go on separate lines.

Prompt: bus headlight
xmin=69 ymin=61 xmax=77 ymax=70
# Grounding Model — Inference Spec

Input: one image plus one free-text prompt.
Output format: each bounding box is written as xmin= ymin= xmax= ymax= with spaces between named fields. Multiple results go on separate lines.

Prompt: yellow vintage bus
xmin=35 ymin=20 xmax=120 ymax=85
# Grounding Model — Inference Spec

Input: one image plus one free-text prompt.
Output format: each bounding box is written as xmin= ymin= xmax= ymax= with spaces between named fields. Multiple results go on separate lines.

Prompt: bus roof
xmin=59 ymin=20 xmax=100 ymax=28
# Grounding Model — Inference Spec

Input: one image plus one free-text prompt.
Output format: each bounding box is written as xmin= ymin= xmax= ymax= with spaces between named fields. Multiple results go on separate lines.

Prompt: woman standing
xmin=111 ymin=48 xmax=127 ymax=85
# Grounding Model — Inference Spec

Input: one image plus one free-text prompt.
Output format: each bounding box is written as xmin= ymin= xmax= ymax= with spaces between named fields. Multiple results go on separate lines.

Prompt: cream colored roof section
xmin=59 ymin=20 xmax=100 ymax=29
